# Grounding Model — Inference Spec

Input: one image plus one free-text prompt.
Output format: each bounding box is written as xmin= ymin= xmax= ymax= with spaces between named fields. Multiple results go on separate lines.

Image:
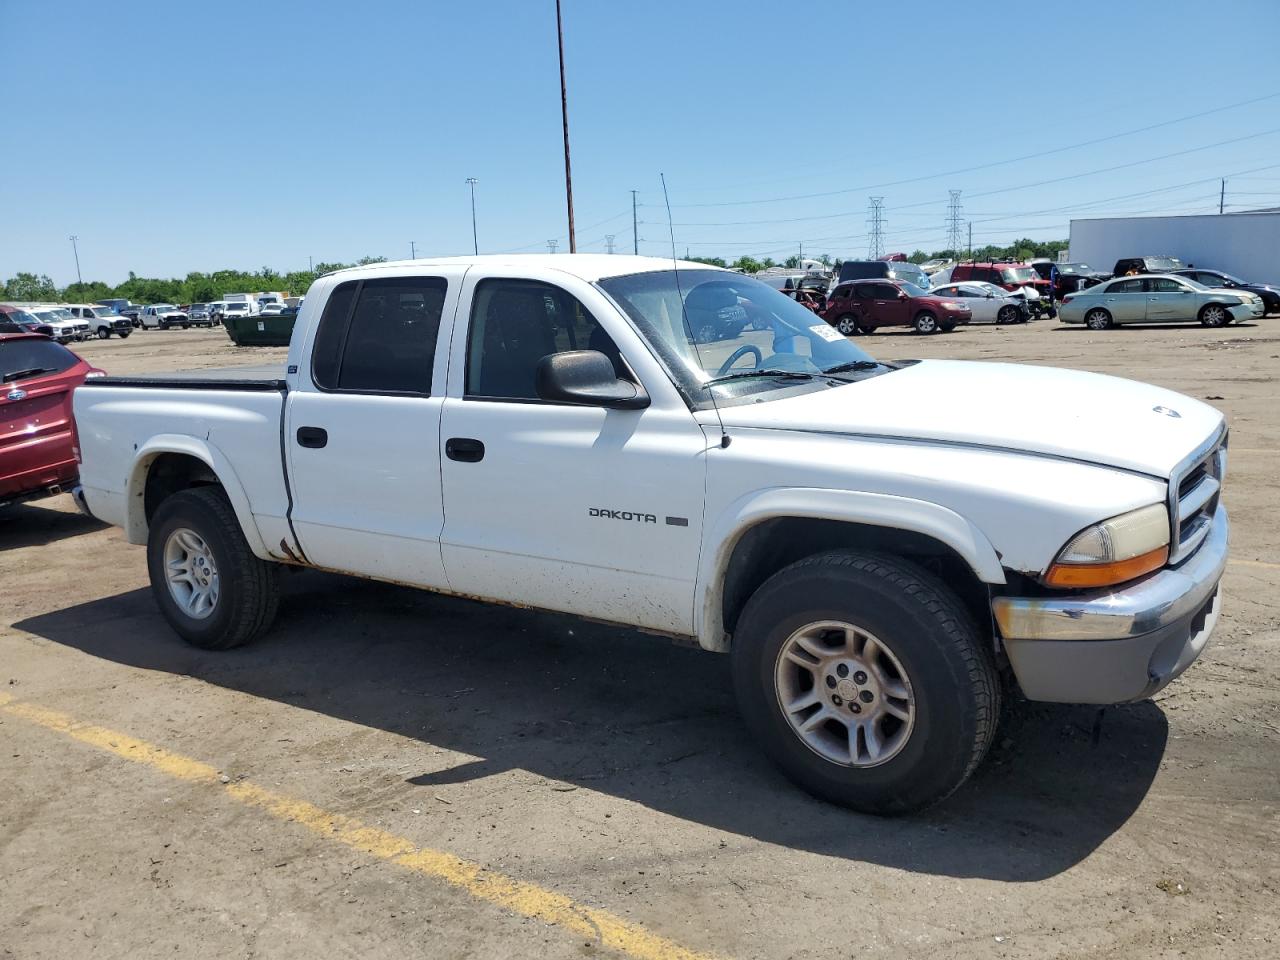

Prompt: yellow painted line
xmin=1230 ymin=558 xmax=1280 ymax=570
xmin=0 ymin=692 xmax=719 ymax=960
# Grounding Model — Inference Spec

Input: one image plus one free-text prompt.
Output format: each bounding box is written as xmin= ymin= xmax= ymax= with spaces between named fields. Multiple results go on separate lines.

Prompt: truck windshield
xmin=597 ymin=269 xmax=886 ymax=408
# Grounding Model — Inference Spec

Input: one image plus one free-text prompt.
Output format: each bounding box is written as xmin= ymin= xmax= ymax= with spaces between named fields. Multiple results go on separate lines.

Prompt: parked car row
xmin=1059 ymin=274 xmax=1266 ymax=329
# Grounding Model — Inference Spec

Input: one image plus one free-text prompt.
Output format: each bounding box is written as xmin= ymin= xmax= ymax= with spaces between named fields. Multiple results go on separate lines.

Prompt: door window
xmin=1108 ymin=279 xmax=1143 ymax=293
xmin=466 ymin=279 xmax=624 ymax=401
xmin=1147 ymin=277 xmax=1185 ymax=293
xmin=871 ymin=283 xmax=899 ymax=300
xmin=311 ymin=276 xmax=447 ymax=394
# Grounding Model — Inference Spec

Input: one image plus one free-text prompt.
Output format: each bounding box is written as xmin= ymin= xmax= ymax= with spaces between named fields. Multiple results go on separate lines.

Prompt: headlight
xmin=1043 ymin=502 xmax=1169 ymax=588
xmin=943 ymin=301 xmax=963 ymax=309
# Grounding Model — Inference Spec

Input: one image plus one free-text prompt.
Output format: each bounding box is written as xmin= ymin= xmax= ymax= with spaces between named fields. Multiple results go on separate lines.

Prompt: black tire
xmin=997 ymin=305 xmax=1019 ymax=325
xmin=835 ymin=314 xmax=859 ymax=336
xmin=914 ymin=311 xmax=939 ymax=334
xmin=146 ymin=487 xmax=282 ymax=650
xmin=940 ymin=321 xmax=957 ymax=333
xmin=1084 ymin=308 xmax=1112 ymax=330
xmin=119 ymin=331 xmax=130 ymax=339
xmin=96 ymin=327 xmax=111 ymax=340
xmin=855 ymin=323 xmax=876 ymax=335
xmin=731 ymin=550 xmax=1000 ymax=815
xmin=1199 ymin=303 xmax=1229 ymax=328
xmin=182 ymin=323 xmax=191 ymax=329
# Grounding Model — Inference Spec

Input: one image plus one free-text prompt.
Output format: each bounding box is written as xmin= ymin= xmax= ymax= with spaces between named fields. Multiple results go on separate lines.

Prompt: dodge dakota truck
xmin=72 ymin=255 xmax=1229 ymax=814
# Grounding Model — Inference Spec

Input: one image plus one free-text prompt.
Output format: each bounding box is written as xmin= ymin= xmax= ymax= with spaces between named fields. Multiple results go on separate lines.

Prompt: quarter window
xmin=466 ymin=279 xmax=624 ymax=401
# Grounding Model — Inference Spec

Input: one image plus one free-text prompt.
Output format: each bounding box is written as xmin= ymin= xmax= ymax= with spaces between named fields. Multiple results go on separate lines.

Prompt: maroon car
xmin=1 ymin=333 xmax=103 ymax=507
xmin=820 ymin=279 xmax=971 ymax=335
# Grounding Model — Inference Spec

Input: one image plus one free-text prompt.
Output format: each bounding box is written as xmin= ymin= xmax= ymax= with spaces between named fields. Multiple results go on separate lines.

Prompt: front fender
xmin=695 ymin=487 xmax=1005 ymax=651
xmin=125 ymin=434 xmax=269 ymax=558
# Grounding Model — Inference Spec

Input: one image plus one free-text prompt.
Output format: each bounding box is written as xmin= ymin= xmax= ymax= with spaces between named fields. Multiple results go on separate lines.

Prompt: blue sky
xmin=4 ymin=0 xmax=1280 ymax=286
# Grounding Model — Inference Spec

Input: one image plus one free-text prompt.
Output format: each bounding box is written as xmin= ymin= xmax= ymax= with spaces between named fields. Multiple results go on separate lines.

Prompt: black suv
xmin=1175 ymin=268 xmax=1279 ymax=315
xmin=1112 ymin=255 xmax=1187 ymax=276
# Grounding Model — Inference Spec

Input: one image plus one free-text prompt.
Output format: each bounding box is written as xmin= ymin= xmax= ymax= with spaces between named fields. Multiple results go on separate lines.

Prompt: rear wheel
xmin=146 ymin=487 xmax=282 ymax=650
xmin=1084 ymin=308 xmax=1112 ymax=330
xmin=914 ymin=311 xmax=939 ymax=334
xmin=1199 ymin=303 xmax=1229 ymax=328
xmin=835 ymin=314 xmax=859 ymax=336
xmin=731 ymin=550 xmax=1000 ymax=815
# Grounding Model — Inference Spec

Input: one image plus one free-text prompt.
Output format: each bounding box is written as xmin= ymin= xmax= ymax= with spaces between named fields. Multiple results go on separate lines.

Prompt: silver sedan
xmin=1060 ymin=274 xmax=1264 ymax=329
xmin=928 ymin=281 xmax=1029 ymax=324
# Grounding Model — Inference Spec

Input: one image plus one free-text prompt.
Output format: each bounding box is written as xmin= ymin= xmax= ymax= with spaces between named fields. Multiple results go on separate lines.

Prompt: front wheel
xmin=1199 ymin=304 xmax=1229 ymax=328
xmin=146 ymin=487 xmax=282 ymax=650
xmin=731 ymin=550 xmax=999 ymax=815
xmin=914 ymin=311 xmax=939 ymax=334
xmin=96 ymin=328 xmax=111 ymax=340
xmin=997 ymin=305 xmax=1019 ymax=325
xmin=182 ymin=322 xmax=191 ymax=329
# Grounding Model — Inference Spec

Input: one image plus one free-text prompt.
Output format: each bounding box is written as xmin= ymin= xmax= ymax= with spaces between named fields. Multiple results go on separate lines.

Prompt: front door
xmin=1145 ymin=276 xmax=1192 ymax=322
xmin=867 ymin=282 xmax=909 ymax=328
xmin=286 ymin=271 xmax=462 ymax=588
xmin=438 ymin=272 xmax=707 ymax=635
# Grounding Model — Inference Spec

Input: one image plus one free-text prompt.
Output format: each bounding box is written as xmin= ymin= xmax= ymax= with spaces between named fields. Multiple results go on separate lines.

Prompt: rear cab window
xmin=311 ymin=276 xmax=448 ymax=394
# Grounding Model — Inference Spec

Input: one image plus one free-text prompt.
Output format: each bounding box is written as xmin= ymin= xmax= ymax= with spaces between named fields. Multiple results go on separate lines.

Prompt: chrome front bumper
xmin=991 ymin=506 xmax=1228 ymax=704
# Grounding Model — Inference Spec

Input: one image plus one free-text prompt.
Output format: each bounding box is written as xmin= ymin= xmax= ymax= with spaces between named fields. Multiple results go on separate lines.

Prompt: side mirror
xmin=985 ymin=291 xmax=995 ymax=298
xmin=898 ymin=292 xmax=908 ymax=300
xmin=536 ymin=350 xmax=649 ymax=410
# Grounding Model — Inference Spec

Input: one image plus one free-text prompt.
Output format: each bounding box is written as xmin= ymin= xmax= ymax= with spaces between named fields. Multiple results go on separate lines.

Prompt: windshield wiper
xmin=702 ymin=368 xmax=820 ymax=387
xmin=3 ymin=367 xmax=53 ymax=383
xmin=821 ymin=360 xmax=891 ymax=375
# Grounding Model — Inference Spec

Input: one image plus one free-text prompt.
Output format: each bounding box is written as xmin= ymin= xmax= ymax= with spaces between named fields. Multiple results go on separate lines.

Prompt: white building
xmin=1069 ymin=210 xmax=1280 ymax=281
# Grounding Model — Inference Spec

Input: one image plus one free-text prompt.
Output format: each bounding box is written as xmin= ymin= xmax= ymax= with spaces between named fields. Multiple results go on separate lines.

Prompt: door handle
xmin=446 ymin=437 xmax=485 ymax=463
xmin=296 ymin=426 xmax=328 ymax=448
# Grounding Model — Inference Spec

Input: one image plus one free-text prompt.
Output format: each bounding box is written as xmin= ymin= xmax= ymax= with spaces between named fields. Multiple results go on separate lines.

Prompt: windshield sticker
xmin=810 ymin=323 xmax=844 ymax=343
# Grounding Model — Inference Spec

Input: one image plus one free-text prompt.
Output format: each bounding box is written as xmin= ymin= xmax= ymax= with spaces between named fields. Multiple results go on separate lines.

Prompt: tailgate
xmin=1 ymin=383 xmax=76 ymax=493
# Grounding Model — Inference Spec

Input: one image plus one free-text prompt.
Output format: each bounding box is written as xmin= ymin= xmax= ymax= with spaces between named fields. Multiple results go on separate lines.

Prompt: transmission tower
xmin=866 ymin=197 xmax=885 ymax=259
xmin=547 ymin=240 xmax=558 ymax=254
xmin=605 ymin=234 xmax=616 ymax=254
xmin=946 ymin=190 xmax=964 ymax=256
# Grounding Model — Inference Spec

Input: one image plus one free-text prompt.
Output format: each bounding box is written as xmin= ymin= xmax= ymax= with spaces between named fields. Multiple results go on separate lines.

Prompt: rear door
xmin=285 ymin=270 xmax=463 ymax=587
xmin=1101 ymin=278 xmax=1147 ymax=323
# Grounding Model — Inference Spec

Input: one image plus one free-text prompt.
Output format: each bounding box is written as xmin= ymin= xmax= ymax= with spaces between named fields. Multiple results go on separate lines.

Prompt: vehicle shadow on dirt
xmin=1 ymin=499 xmax=108 ymax=550
xmin=16 ymin=571 xmax=1169 ymax=882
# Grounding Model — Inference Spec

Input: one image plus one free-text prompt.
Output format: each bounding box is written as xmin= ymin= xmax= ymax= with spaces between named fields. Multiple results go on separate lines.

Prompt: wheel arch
xmin=124 ymin=436 xmax=269 ymax=558
xmin=697 ymin=489 xmax=1006 ymax=652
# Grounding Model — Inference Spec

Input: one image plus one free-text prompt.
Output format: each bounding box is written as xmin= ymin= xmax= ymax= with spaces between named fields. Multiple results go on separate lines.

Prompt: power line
xmin=672 ymin=91 xmax=1280 ymax=208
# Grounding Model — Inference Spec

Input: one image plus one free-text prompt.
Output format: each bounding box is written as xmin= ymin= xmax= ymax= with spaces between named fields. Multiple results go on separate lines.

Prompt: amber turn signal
xmin=1043 ymin=545 xmax=1169 ymax=589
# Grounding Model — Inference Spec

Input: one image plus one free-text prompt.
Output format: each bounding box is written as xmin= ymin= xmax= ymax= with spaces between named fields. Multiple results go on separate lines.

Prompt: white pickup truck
xmin=72 ymin=255 xmax=1229 ymax=814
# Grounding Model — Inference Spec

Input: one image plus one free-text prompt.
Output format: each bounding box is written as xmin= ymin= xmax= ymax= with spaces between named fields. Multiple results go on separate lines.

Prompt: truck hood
xmin=709 ymin=359 xmax=1224 ymax=478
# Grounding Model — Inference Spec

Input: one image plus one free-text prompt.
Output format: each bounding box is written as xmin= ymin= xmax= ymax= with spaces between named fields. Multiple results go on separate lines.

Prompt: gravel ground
xmin=2 ymin=319 xmax=1277 ymax=959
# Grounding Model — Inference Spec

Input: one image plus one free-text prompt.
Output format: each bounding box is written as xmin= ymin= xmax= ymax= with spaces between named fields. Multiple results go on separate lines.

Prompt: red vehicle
xmin=950 ymin=261 xmax=1054 ymax=313
xmin=820 ymin=279 xmax=971 ymax=335
xmin=1 ymin=333 xmax=103 ymax=507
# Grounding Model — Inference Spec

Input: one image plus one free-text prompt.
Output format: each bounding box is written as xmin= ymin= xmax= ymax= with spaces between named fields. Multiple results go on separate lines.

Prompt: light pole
xmin=555 ymin=0 xmax=576 ymax=252
xmin=69 ymin=235 xmax=83 ymax=286
xmin=465 ymin=178 xmax=479 ymax=254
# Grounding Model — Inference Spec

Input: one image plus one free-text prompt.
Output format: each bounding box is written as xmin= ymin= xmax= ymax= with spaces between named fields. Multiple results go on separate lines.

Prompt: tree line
xmin=1 ymin=257 xmax=390 ymax=306
xmin=2 ymin=238 xmax=1070 ymax=304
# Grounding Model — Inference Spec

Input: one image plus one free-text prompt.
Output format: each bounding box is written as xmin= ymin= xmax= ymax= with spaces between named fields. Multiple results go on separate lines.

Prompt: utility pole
xmin=631 ymin=189 xmax=639 ymax=254
xmin=69 ymin=235 xmax=83 ymax=286
xmin=555 ymin=0 xmax=576 ymax=252
xmin=967 ymin=221 xmax=973 ymax=259
xmin=308 ymin=256 xmax=313 ymax=273
xmin=466 ymin=177 xmax=479 ymax=253
xmin=605 ymin=234 xmax=616 ymax=254
xmin=799 ymin=242 xmax=803 ymax=265
xmin=867 ymin=198 xmax=885 ymax=260
xmin=410 ymin=241 xmax=417 ymax=260
xmin=547 ymin=240 xmax=558 ymax=254
xmin=1219 ymin=178 xmax=1226 ymax=214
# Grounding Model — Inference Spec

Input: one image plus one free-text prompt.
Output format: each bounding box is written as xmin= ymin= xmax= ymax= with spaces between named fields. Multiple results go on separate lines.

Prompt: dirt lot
xmin=3 ymin=320 xmax=1278 ymax=959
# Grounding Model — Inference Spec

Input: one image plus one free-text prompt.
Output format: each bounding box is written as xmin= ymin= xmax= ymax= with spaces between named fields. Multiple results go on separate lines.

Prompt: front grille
xmin=1168 ymin=429 xmax=1227 ymax=564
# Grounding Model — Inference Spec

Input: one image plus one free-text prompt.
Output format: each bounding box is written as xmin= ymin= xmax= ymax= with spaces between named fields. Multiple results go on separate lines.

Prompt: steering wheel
xmin=716 ymin=344 xmax=763 ymax=375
